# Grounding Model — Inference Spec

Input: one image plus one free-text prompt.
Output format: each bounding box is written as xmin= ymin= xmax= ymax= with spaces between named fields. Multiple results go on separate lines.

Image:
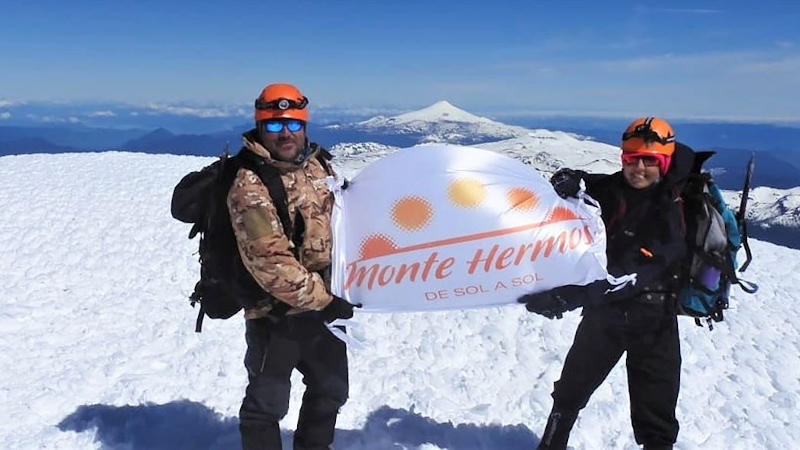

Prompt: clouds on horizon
xmin=141 ymin=103 xmax=248 ymax=119
xmin=2 ymin=97 xmax=799 ymax=129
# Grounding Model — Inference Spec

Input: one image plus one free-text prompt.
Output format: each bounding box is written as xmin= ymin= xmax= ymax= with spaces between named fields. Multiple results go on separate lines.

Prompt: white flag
xmin=330 ymin=144 xmax=608 ymax=312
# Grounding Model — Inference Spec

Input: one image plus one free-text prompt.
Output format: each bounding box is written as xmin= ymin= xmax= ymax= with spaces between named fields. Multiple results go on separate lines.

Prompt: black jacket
xmin=581 ymin=143 xmax=696 ymax=331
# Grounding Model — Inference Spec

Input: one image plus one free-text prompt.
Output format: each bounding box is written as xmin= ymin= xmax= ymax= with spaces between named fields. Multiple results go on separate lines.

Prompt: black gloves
xmin=550 ymin=168 xmax=582 ymax=199
xmin=517 ymin=287 xmax=578 ymax=319
xmin=517 ymin=280 xmax=609 ymax=319
xmin=321 ymin=295 xmax=361 ymax=323
xmin=517 ymin=283 xmax=607 ymax=319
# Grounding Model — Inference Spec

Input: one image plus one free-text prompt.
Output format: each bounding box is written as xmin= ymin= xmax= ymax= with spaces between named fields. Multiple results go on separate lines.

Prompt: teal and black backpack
xmin=677 ymin=152 xmax=757 ymax=328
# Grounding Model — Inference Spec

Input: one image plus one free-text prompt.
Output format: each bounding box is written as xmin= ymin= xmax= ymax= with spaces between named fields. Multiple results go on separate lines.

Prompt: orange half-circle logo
xmin=359 ymin=234 xmax=399 ymax=260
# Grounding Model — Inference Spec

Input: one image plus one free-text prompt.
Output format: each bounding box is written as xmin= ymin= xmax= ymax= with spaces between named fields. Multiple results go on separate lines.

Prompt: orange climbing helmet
xmin=621 ymin=116 xmax=675 ymax=155
xmin=254 ymin=83 xmax=309 ymax=122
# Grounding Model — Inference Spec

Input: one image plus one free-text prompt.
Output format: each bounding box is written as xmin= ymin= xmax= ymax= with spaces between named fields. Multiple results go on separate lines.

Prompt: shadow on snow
xmin=58 ymin=400 xmax=539 ymax=449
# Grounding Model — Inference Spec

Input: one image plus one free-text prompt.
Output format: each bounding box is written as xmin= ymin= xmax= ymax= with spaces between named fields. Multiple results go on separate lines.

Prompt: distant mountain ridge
xmin=325 ymin=101 xmax=530 ymax=145
xmin=120 ymin=128 xmax=236 ymax=155
xmin=0 ymin=137 xmax=76 ymax=154
xmin=0 ymin=125 xmax=146 ymax=152
xmin=701 ymin=148 xmax=800 ymax=190
xmin=2 ymin=102 xmax=798 ymax=190
xmin=723 ymin=187 xmax=800 ymax=249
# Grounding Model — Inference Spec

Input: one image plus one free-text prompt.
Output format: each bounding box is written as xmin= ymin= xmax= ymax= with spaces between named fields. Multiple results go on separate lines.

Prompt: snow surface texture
xmin=1 ymin=150 xmax=799 ymax=450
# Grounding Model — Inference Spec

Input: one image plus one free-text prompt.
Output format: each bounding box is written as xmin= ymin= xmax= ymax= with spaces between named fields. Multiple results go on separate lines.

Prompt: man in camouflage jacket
xmin=230 ymin=83 xmax=357 ymax=450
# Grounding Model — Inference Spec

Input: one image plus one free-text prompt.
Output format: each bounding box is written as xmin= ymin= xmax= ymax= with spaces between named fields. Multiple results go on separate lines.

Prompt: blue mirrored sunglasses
xmin=263 ymin=119 xmax=305 ymax=133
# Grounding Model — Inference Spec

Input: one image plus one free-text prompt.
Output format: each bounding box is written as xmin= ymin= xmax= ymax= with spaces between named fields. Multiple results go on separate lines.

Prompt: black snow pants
xmin=239 ymin=314 xmax=349 ymax=450
xmin=549 ymin=312 xmax=681 ymax=447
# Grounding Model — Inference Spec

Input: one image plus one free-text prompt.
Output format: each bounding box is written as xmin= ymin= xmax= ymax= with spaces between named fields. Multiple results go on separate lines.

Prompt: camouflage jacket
xmin=227 ymin=132 xmax=336 ymax=318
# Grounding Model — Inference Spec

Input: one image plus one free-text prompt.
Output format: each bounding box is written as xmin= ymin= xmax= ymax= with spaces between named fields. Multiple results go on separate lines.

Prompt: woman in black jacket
xmin=519 ymin=117 xmax=696 ymax=450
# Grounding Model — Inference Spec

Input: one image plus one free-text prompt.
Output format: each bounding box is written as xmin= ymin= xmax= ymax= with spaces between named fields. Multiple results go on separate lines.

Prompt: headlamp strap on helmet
xmin=622 ymin=116 xmax=675 ymax=145
xmin=255 ymin=96 xmax=309 ymax=111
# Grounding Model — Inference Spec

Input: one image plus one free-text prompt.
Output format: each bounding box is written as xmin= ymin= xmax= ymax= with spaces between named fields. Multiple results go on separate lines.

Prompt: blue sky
xmin=1 ymin=1 xmax=799 ymax=122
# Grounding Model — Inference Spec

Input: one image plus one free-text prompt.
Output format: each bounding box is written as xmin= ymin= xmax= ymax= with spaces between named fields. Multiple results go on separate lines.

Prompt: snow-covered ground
xmin=1 ymin=151 xmax=799 ymax=450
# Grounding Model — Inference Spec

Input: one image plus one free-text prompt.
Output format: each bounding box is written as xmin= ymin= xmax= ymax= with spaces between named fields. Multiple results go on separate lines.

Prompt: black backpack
xmin=171 ymin=144 xmax=332 ymax=332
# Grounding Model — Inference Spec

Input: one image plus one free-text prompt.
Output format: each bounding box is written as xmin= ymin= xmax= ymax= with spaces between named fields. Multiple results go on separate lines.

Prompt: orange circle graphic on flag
xmin=448 ymin=178 xmax=486 ymax=208
xmin=507 ymin=187 xmax=539 ymax=211
xmin=391 ymin=196 xmax=433 ymax=231
xmin=359 ymin=234 xmax=398 ymax=260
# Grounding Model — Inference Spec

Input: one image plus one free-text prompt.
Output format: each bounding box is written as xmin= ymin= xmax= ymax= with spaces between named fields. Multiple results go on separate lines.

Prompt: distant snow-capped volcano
xmin=362 ymin=100 xmax=496 ymax=125
xmin=325 ymin=101 xmax=531 ymax=145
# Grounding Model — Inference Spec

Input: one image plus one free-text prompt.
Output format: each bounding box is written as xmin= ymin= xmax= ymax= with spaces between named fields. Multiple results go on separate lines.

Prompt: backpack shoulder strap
xmin=235 ymin=149 xmax=301 ymax=256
